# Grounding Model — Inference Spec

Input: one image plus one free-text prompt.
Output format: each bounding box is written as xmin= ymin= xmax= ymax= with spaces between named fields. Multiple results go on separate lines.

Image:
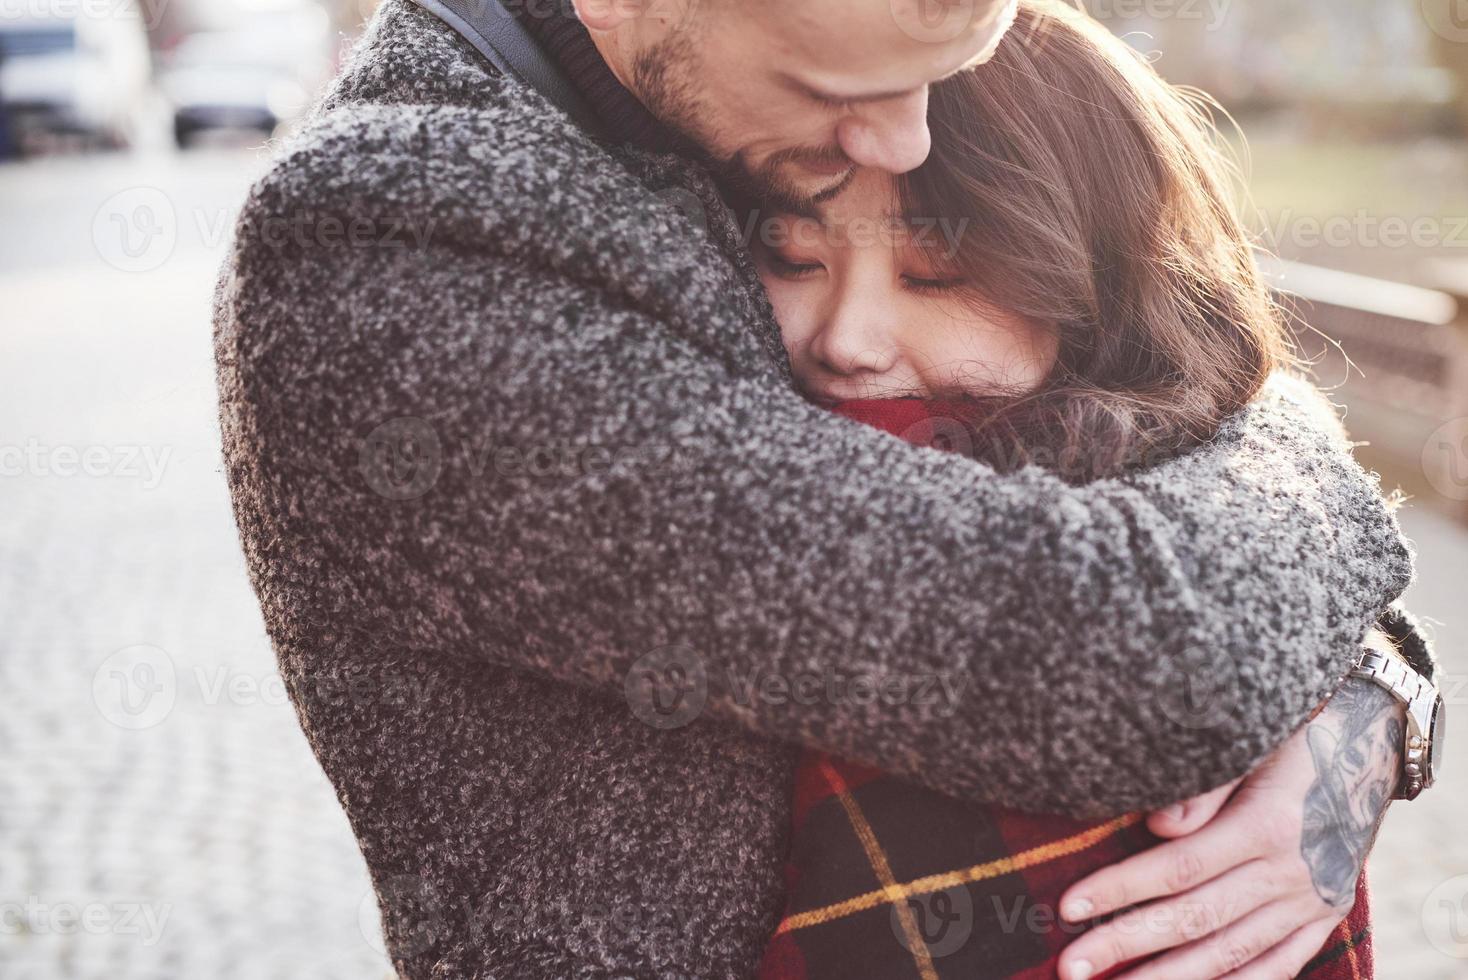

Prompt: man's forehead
xmin=890 ymin=0 xmax=1018 ymax=49
xmin=761 ymin=0 xmax=1017 ymax=91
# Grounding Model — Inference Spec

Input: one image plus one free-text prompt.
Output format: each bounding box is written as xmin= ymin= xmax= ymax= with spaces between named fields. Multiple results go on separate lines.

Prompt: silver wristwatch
xmin=1349 ymin=648 xmax=1446 ymax=800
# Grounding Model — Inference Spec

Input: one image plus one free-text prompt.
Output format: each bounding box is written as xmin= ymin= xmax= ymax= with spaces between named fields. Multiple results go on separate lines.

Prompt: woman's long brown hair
xmin=903 ymin=0 xmax=1289 ymax=482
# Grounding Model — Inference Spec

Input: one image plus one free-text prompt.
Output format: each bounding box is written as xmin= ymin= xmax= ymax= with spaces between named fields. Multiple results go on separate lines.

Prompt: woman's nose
xmin=808 ymin=300 xmax=899 ymax=378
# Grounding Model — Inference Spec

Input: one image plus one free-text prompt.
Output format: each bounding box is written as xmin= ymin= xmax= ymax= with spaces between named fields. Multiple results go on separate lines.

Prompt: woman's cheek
xmin=974 ymin=315 xmax=1059 ymax=393
xmin=761 ymin=277 xmax=817 ymax=352
xmin=927 ymin=307 xmax=1057 ymax=395
xmin=1027 ymin=326 xmax=1062 ymax=387
xmin=1004 ymin=327 xmax=1057 ymax=390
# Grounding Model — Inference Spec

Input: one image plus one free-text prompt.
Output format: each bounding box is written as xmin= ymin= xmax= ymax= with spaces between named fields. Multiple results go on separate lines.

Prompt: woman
xmin=749 ymin=3 xmax=1408 ymax=977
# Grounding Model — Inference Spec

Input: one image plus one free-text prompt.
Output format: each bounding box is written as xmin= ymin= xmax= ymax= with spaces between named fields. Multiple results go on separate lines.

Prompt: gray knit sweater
xmin=213 ymin=2 xmax=1427 ymax=976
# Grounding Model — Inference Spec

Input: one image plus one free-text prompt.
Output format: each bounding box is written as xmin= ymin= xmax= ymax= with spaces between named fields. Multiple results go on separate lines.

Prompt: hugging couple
xmin=214 ymin=0 xmax=1445 ymax=977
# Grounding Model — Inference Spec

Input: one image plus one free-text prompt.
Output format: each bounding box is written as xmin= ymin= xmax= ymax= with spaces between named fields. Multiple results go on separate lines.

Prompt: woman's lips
xmin=797 ymin=384 xmax=839 ymax=408
xmin=798 ymin=382 xmax=851 ymax=409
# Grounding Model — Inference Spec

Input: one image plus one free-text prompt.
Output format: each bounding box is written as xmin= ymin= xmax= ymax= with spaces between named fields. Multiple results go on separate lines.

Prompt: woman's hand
xmin=1056 ymin=676 xmax=1404 ymax=980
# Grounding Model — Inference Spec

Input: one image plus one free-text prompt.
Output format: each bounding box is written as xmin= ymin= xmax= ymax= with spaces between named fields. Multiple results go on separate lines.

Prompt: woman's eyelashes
xmin=764 ymin=253 xmax=825 ymax=280
xmin=900 ymin=273 xmax=967 ymax=295
xmin=899 ymin=249 xmax=969 ymax=295
xmin=762 ymin=251 xmax=969 ymax=295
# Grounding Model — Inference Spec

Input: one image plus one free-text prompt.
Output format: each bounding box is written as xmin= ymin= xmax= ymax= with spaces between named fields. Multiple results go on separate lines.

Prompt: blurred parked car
xmin=0 ymin=9 xmax=151 ymax=153
xmin=155 ymin=2 xmax=332 ymax=148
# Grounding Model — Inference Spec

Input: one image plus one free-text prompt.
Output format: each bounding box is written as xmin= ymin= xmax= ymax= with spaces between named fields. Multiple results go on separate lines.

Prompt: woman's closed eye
xmin=764 ymin=253 xmax=826 ymax=280
xmin=762 ymin=255 xmax=967 ymax=294
xmin=900 ymin=273 xmax=967 ymax=296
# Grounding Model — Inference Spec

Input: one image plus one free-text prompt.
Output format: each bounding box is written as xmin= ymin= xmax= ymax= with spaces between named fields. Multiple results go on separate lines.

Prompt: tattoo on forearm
xmin=1299 ymin=679 xmax=1402 ymax=908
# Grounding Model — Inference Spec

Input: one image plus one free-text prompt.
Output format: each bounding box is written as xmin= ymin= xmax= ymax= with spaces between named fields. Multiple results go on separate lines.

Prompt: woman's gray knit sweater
xmin=212 ymin=2 xmax=1429 ymax=976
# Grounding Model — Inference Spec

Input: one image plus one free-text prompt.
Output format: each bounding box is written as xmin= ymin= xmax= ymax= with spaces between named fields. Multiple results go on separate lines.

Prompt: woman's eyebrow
xmin=809 ymin=203 xmax=910 ymax=233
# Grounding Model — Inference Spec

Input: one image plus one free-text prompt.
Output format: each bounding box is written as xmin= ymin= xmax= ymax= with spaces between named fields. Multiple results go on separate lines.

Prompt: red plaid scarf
xmin=756 ymin=399 xmax=1374 ymax=980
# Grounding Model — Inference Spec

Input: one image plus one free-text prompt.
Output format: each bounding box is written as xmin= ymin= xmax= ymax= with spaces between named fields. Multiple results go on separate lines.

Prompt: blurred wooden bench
xmin=1264 ymin=256 xmax=1468 ymax=524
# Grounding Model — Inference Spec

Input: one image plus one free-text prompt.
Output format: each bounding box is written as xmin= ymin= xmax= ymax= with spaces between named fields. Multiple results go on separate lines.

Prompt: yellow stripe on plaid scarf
xmin=817 ymin=757 xmax=940 ymax=980
xmin=1339 ymin=920 xmax=1363 ymax=980
xmin=776 ymin=808 xmax=1144 ymax=936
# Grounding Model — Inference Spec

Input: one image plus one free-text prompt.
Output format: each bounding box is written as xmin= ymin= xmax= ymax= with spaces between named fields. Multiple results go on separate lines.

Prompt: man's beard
xmin=631 ymin=37 xmax=854 ymax=216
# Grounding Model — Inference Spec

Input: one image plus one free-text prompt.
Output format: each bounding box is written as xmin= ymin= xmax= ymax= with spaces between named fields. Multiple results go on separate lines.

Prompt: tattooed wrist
xmin=1299 ymin=677 xmax=1404 ymax=908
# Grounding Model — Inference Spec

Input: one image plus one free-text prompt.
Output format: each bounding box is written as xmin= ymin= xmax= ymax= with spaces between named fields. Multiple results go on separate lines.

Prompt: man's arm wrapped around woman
xmin=213 ymin=85 xmax=1425 ymax=817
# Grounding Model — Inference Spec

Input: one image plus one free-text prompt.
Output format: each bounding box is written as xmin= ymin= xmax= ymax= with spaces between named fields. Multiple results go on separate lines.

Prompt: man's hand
xmin=1055 ymin=677 xmax=1403 ymax=980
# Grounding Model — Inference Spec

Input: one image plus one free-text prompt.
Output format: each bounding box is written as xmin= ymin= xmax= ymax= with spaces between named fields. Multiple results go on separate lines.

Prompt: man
xmin=566 ymin=0 xmax=1014 ymax=208
xmin=214 ymin=0 xmax=1437 ymax=977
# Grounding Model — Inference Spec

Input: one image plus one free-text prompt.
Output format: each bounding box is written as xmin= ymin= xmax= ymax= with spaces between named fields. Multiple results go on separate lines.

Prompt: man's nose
xmin=835 ymin=88 xmax=932 ymax=175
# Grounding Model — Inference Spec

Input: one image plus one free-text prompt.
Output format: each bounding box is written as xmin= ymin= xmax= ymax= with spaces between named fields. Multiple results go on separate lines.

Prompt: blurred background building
xmin=1 ymin=0 xmax=1465 ymax=978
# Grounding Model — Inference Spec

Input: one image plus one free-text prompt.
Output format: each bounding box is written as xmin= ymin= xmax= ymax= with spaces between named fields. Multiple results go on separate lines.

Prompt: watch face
xmin=1429 ymin=697 xmax=1446 ymax=779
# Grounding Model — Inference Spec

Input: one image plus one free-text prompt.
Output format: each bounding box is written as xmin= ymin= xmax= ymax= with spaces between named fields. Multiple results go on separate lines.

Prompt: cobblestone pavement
xmin=0 ymin=150 xmax=1464 ymax=979
xmin=1 ymin=151 xmax=392 ymax=980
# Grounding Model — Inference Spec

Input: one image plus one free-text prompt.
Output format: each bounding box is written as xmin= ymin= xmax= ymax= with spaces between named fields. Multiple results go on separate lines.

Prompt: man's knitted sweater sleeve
xmin=214 ymin=99 xmax=1419 ymax=816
